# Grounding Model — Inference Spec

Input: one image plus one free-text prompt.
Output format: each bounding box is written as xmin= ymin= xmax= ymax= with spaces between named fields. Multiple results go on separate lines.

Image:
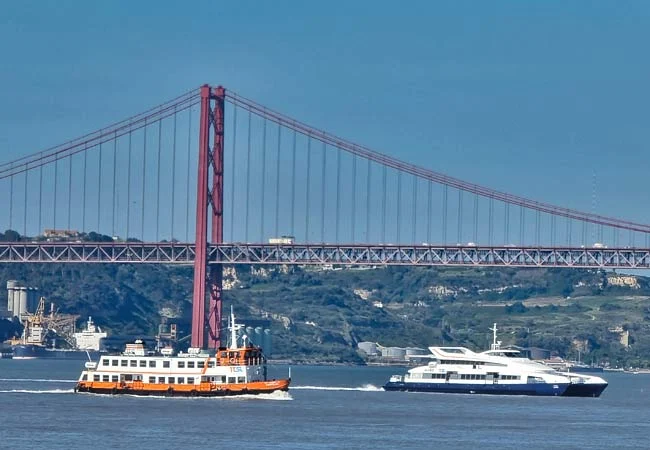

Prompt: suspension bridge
xmin=1 ymin=84 xmax=649 ymax=347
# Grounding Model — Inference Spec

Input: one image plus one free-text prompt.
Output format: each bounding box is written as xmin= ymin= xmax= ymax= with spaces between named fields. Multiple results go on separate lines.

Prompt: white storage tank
xmin=18 ymin=287 xmax=28 ymax=316
xmin=405 ymin=347 xmax=427 ymax=356
xmin=358 ymin=341 xmax=379 ymax=356
xmin=6 ymin=280 xmax=17 ymax=314
xmin=381 ymin=347 xmax=407 ymax=359
xmin=263 ymin=329 xmax=272 ymax=356
xmin=254 ymin=327 xmax=263 ymax=348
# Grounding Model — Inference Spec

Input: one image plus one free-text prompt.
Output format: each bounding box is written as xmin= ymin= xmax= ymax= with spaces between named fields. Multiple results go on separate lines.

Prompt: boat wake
xmin=291 ymin=384 xmax=383 ymax=392
xmin=0 ymin=388 xmax=74 ymax=394
xmin=0 ymin=378 xmax=76 ymax=383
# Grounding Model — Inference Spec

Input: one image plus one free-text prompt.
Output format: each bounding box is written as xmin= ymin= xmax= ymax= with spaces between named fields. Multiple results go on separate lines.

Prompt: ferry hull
xmin=75 ymin=379 xmax=290 ymax=397
xmin=383 ymin=381 xmax=570 ymax=396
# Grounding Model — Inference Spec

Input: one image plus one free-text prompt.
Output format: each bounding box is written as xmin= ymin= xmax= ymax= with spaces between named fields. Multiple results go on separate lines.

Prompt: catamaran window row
xmin=407 ymin=373 xmax=521 ymax=380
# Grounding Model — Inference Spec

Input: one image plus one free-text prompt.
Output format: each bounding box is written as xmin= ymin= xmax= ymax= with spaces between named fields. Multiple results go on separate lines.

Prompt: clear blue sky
xmin=1 ymin=1 xmax=649 ymax=243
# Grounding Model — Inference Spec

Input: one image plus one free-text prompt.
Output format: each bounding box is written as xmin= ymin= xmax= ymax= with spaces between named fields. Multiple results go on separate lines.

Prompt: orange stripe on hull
xmin=75 ymin=379 xmax=290 ymax=397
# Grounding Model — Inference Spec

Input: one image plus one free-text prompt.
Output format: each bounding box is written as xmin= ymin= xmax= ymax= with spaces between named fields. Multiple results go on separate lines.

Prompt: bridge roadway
xmin=0 ymin=242 xmax=649 ymax=269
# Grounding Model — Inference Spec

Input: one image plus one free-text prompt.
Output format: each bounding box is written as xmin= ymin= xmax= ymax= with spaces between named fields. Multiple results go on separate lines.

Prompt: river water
xmin=0 ymin=360 xmax=648 ymax=449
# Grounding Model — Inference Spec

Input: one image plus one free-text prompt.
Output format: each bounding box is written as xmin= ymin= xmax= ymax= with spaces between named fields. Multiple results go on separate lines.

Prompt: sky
xmin=1 ymin=1 xmax=649 ymax=244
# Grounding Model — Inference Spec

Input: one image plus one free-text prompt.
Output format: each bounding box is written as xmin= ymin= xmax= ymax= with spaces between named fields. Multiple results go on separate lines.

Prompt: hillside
xmin=2 ymin=262 xmax=650 ymax=367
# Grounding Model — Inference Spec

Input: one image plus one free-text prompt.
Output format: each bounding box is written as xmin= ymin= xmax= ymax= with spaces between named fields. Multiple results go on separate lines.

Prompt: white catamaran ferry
xmin=384 ymin=324 xmax=607 ymax=397
xmin=75 ymin=309 xmax=290 ymax=397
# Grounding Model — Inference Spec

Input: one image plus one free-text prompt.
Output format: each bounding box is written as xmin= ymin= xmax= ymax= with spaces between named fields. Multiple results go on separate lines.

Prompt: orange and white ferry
xmin=75 ymin=309 xmax=290 ymax=397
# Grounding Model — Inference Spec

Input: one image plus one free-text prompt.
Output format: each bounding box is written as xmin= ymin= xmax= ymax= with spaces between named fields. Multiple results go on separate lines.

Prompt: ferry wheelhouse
xmin=75 ymin=310 xmax=290 ymax=397
xmin=384 ymin=324 xmax=607 ymax=397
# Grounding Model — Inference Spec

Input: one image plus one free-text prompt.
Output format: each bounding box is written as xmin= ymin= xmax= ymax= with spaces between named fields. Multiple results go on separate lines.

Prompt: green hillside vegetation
xmin=1 ymin=258 xmax=650 ymax=367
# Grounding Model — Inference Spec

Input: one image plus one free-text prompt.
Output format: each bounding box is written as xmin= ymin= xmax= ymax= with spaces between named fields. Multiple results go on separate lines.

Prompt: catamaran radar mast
xmin=490 ymin=323 xmax=502 ymax=351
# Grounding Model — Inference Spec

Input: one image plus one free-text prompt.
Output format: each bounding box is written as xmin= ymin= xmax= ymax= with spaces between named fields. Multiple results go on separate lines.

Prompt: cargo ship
xmin=10 ymin=298 xmax=107 ymax=360
xmin=75 ymin=308 xmax=290 ymax=397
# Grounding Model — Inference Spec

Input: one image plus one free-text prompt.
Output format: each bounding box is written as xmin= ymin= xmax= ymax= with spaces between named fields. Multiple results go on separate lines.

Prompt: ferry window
xmin=228 ymin=377 xmax=236 ymax=384
xmin=197 ymin=361 xmax=205 ymax=369
xmin=187 ymin=361 xmax=195 ymax=369
xmin=112 ymin=375 xmax=118 ymax=382
xmin=220 ymin=352 xmax=227 ymax=358
xmin=149 ymin=377 xmax=156 ymax=383
xmin=93 ymin=375 xmax=100 ymax=381
xmin=120 ymin=359 xmax=127 ymax=367
xmin=149 ymin=361 xmax=156 ymax=368
xmin=177 ymin=361 xmax=185 ymax=368
xmin=220 ymin=376 xmax=226 ymax=383
xmin=187 ymin=377 xmax=194 ymax=384
xmin=82 ymin=374 xmax=88 ymax=381
xmin=163 ymin=361 xmax=170 ymax=368
xmin=112 ymin=359 xmax=118 ymax=366
xmin=237 ymin=377 xmax=245 ymax=383
xmin=102 ymin=359 xmax=109 ymax=366
xmin=178 ymin=377 xmax=185 ymax=384
xmin=207 ymin=361 xmax=215 ymax=368
xmin=157 ymin=377 xmax=165 ymax=383
xmin=124 ymin=374 xmax=133 ymax=381
xmin=168 ymin=377 xmax=175 ymax=384
xmin=139 ymin=360 xmax=146 ymax=367
xmin=130 ymin=360 xmax=137 ymax=367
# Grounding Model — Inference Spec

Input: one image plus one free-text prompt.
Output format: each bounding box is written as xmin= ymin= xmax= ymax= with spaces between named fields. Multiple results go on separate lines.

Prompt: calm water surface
xmin=0 ymin=360 xmax=648 ymax=449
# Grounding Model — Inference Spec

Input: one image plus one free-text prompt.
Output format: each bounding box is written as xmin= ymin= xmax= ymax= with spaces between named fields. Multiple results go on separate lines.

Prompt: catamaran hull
xmin=383 ymin=381 xmax=570 ymax=396
xmin=562 ymin=382 xmax=608 ymax=398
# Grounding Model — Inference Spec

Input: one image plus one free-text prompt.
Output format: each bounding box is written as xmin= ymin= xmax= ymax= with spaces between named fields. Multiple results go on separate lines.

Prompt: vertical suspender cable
xmin=82 ymin=146 xmax=87 ymax=232
xmin=473 ymin=193 xmax=478 ymax=243
xmin=426 ymin=181 xmax=432 ymax=244
xmin=141 ymin=122 xmax=148 ymax=240
xmin=127 ymin=131 xmax=132 ymax=240
xmin=519 ymin=207 xmax=525 ymax=245
xmin=488 ymin=198 xmax=494 ymax=245
xmin=260 ymin=118 xmax=267 ymax=242
xmin=245 ymin=110 xmax=252 ymax=242
xmin=442 ymin=185 xmax=448 ymax=244
xmin=53 ymin=158 xmax=58 ymax=230
xmin=229 ymin=105 xmax=237 ymax=241
xmin=504 ymin=203 xmax=510 ymax=244
xmin=9 ymin=174 xmax=13 ymax=231
xmin=156 ymin=119 xmax=162 ymax=242
xmin=171 ymin=108 xmax=177 ymax=240
xmin=335 ymin=147 xmax=341 ymax=243
xmin=457 ymin=190 xmax=463 ymax=243
xmin=67 ymin=153 xmax=73 ymax=231
xmin=305 ymin=137 xmax=312 ymax=242
xmin=38 ymin=154 xmax=43 ymax=235
xmin=366 ymin=159 xmax=371 ymax=243
xmin=275 ymin=124 xmax=281 ymax=238
xmin=98 ymin=142 xmax=103 ymax=232
xmin=566 ymin=217 xmax=571 ymax=246
xmin=185 ymin=107 xmax=192 ymax=242
xmin=412 ymin=176 xmax=417 ymax=244
xmin=290 ymin=130 xmax=297 ymax=237
xmin=381 ymin=166 xmax=387 ymax=244
xmin=396 ymin=171 xmax=401 ymax=243
xmin=23 ymin=168 xmax=28 ymax=237
xmin=320 ymin=142 xmax=326 ymax=243
xmin=351 ymin=154 xmax=357 ymax=243
xmin=112 ymin=133 xmax=117 ymax=237
xmin=535 ymin=210 xmax=541 ymax=246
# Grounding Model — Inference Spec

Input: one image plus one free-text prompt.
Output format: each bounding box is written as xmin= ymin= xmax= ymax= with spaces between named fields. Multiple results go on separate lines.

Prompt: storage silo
xmin=405 ymin=347 xmax=427 ymax=356
xmin=358 ymin=341 xmax=379 ymax=356
xmin=245 ymin=326 xmax=255 ymax=345
xmin=6 ymin=280 xmax=17 ymax=314
xmin=18 ymin=287 xmax=28 ymax=316
xmin=27 ymin=287 xmax=39 ymax=313
xmin=381 ymin=346 xmax=406 ymax=360
xmin=254 ymin=327 xmax=263 ymax=349
xmin=263 ymin=329 xmax=272 ymax=356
